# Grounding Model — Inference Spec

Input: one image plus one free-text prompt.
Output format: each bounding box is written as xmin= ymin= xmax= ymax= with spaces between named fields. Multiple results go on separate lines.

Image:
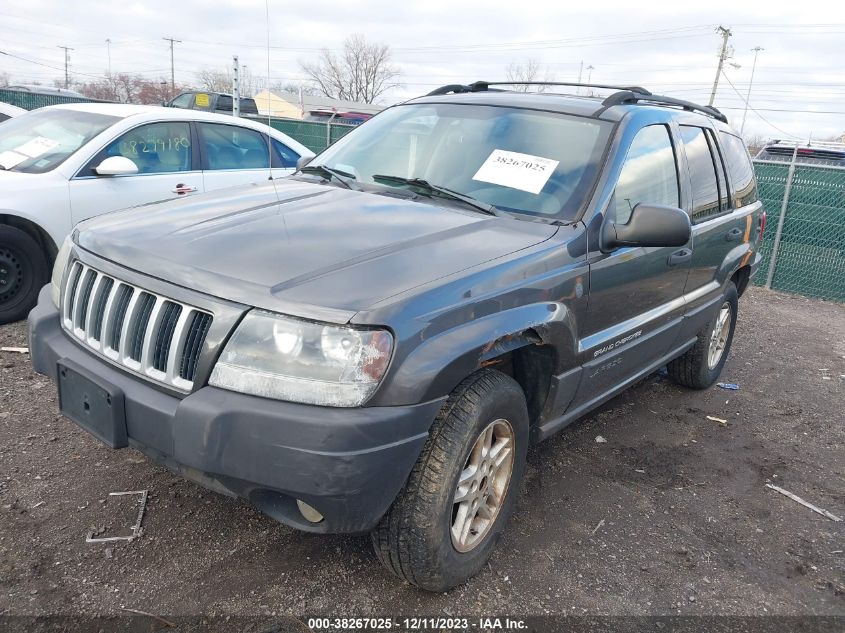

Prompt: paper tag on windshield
xmin=15 ymin=137 xmax=59 ymax=159
xmin=472 ymin=149 xmax=559 ymax=194
xmin=0 ymin=150 xmax=28 ymax=169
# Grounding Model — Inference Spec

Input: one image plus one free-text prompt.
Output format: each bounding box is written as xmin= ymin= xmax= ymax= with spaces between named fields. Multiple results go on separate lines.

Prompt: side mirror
xmin=95 ymin=156 xmax=139 ymax=177
xmin=296 ymin=155 xmax=313 ymax=171
xmin=601 ymin=203 xmax=691 ymax=251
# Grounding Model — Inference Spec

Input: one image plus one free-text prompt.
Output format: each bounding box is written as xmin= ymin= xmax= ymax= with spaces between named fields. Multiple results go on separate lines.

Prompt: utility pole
xmin=163 ymin=37 xmax=181 ymax=95
xmin=708 ymin=26 xmax=732 ymax=106
xmin=232 ymin=55 xmax=240 ymax=117
xmin=105 ymin=38 xmax=111 ymax=76
xmin=740 ymin=46 xmax=764 ymax=136
xmin=58 ymin=45 xmax=73 ymax=89
xmin=577 ymin=60 xmax=583 ymax=94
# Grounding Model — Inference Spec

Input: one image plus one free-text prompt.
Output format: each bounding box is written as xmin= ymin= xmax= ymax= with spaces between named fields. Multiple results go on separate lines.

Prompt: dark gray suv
xmin=28 ymin=82 xmax=765 ymax=591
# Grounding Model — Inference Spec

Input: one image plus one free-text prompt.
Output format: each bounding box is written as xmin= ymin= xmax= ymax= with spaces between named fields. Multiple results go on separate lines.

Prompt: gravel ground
xmin=0 ymin=287 xmax=843 ymax=621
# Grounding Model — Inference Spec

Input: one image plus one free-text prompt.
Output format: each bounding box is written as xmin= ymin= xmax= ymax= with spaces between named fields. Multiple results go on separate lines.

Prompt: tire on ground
xmin=0 ymin=224 xmax=49 ymax=325
xmin=668 ymin=281 xmax=739 ymax=390
xmin=371 ymin=368 xmax=529 ymax=591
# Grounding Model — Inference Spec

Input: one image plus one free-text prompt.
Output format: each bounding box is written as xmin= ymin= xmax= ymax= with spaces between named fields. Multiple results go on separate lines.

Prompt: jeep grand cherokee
xmin=29 ymin=81 xmax=764 ymax=591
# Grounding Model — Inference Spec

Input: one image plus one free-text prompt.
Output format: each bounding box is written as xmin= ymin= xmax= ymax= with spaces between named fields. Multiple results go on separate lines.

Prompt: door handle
xmin=172 ymin=184 xmax=197 ymax=195
xmin=667 ymin=248 xmax=692 ymax=266
xmin=725 ymin=227 xmax=743 ymax=242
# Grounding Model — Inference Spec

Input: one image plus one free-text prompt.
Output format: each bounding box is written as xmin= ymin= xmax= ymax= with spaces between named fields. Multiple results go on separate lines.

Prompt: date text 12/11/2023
xmin=307 ymin=617 xmax=528 ymax=630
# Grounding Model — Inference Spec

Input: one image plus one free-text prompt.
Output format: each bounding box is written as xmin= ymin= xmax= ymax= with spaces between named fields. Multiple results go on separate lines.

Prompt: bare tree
xmin=0 ymin=71 xmax=9 ymax=88
xmin=196 ymin=68 xmax=233 ymax=93
xmin=270 ymin=81 xmax=322 ymax=97
xmin=75 ymin=74 xmax=186 ymax=104
xmin=742 ymin=133 xmax=767 ymax=156
xmin=299 ymin=34 xmax=401 ymax=103
xmin=505 ymin=59 xmax=554 ymax=92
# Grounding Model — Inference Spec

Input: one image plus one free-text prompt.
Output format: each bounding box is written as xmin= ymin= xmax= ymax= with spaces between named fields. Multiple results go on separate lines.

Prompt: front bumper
xmin=29 ymin=287 xmax=444 ymax=533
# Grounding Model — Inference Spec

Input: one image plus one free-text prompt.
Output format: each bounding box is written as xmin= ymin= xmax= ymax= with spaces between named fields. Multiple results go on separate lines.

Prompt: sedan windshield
xmin=0 ymin=109 xmax=119 ymax=174
xmin=309 ymin=103 xmax=612 ymax=221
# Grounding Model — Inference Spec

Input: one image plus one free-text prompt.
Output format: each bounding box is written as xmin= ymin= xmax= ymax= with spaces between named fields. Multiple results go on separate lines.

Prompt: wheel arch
xmin=0 ymin=214 xmax=59 ymax=267
xmin=372 ymin=302 xmax=577 ymax=424
xmin=731 ymin=264 xmax=752 ymax=297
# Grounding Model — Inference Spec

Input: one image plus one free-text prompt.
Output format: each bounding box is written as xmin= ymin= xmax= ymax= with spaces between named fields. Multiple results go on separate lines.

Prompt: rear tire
xmin=371 ymin=369 xmax=529 ymax=592
xmin=668 ymin=282 xmax=738 ymax=390
xmin=0 ymin=225 xmax=49 ymax=325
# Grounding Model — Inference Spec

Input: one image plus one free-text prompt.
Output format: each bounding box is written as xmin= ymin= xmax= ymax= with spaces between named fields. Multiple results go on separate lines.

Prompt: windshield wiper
xmin=299 ymin=164 xmax=357 ymax=189
xmin=371 ymin=174 xmax=500 ymax=217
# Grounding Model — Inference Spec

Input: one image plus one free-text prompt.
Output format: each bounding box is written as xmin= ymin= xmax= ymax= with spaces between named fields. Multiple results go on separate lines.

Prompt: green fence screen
xmin=0 ymin=91 xmax=355 ymax=154
xmin=246 ymin=116 xmax=355 ymax=154
xmin=752 ymin=160 xmax=845 ymax=302
xmin=0 ymin=88 xmax=100 ymax=110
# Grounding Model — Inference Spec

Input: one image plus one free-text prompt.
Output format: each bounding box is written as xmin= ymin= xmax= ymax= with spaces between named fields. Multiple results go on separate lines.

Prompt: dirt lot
xmin=0 ymin=287 xmax=843 ymax=622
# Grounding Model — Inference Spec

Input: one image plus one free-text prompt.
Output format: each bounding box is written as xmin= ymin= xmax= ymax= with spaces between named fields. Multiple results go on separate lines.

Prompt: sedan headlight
xmin=209 ymin=310 xmax=393 ymax=407
xmin=50 ymin=236 xmax=73 ymax=308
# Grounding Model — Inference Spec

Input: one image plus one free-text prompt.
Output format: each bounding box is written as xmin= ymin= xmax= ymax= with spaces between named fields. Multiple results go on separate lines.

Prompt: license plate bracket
xmin=57 ymin=359 xmax=127 ymax=449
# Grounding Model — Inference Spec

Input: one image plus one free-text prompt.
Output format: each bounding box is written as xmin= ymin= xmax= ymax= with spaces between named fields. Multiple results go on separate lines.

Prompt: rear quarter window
xmin=719 ymin=132 xmax=758 ymax=207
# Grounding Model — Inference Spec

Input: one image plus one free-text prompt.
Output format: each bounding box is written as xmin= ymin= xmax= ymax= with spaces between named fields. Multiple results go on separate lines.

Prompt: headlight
xmin=209 ymin=310 xmax=393 ymax=407
xmin=50 ymin=236 xmax=73 ymax=307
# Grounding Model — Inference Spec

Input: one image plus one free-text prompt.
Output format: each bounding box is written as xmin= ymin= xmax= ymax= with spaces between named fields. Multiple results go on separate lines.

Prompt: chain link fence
xmin=0 ymin=88 xmax=101 ymax=110
xmin=245 ymin=116 xmax=356 ymax=153
xmin=753 ymin=157 xmax=845 ymax=302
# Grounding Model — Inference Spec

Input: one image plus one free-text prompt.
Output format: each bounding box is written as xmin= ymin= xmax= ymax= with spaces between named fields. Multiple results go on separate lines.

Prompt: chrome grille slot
xmin=109 ymin=285 xmax=133 ymax=352
xmin=89 ymin=277 xmax=114 ymax=342
xmin=180 ymin=312 xmax=212 ymax=382
xmin=128 ymin=292 xmax=156 ymax=362
xmin=154 ymin=302 xmax=182 ymax=372
xmin=60 ymin=261 xmax=213 ymax=391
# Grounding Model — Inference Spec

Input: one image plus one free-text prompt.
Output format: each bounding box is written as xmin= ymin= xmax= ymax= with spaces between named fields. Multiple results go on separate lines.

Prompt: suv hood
xmin=76 ymin=180 xmax=558 ymax=323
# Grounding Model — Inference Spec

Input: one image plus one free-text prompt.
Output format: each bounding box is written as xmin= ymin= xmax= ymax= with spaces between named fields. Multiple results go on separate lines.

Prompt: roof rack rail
xmin=424 ymin=81 xmax=728 ymax=124
xmin=600 ymin=90 xmax=728 ymax=123
xmin=426 ymin=81 xmax=651 ymax=96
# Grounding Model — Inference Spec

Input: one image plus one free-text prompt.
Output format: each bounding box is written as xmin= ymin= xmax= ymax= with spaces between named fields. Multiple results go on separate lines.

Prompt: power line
xmin=719 ymin=70 xmax=801 ymax=139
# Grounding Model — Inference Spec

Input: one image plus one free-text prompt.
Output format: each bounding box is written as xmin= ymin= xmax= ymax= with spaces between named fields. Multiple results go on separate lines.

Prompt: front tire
xmin=0 ymin=225 xmax=49 ymax=325
xmin=668 ymin=281 xmax=739 ymax=389
xmin=371 ymin=369 xmax=529 ymax=591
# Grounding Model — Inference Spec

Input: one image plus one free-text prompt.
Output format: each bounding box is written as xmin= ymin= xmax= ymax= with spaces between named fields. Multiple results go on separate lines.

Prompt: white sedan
xmin=0 ymin=103 xmax=313 ymax=323
xmin=0 ymin=102 xmax=26 ymax=123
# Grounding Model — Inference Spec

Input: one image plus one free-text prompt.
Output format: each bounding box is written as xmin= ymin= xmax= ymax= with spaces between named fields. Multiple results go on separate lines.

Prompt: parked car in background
xmin=0 ymin=102 xmax=27 ymax=123
xmin=0 ymin=103 xmax=312 ymax=323
xmin=756 ymin=140 xmax=845 ymax=166
xmin=304 ymin=109 xmax=373 ymax=125
xmin=164 ymin=91 xmax=259 ymax=117
xmin=28 ymin=82 xmax=763 ymax=591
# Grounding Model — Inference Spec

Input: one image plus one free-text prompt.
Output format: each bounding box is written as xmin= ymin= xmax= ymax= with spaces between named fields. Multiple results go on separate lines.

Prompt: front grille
xmin=61 ymin=261 xmax=214 ymax=391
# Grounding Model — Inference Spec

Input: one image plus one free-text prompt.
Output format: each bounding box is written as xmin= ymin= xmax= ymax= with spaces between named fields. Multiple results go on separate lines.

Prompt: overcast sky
xmin=2 ymin=0 xmax=844 ymax=141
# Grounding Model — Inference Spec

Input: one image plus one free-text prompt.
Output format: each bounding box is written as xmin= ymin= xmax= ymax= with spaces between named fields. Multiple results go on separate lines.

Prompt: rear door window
xmin=719 ymin=132 xmax=758 ymax=207
xmin=198 ymin=122 xmax=269 ymax=170
xmin=679 ymin=126 xmax=722 ymax=222
xmin=705 ymin=129 xmax=730 ymax=211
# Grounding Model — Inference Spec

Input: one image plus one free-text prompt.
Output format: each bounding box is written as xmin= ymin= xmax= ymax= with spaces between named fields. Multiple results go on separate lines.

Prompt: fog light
xmin=296 ymin=499 xmax=324 ymax=523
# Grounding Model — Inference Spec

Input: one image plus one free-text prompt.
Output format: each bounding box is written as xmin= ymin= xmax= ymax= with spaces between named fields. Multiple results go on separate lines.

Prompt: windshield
xmin=310 ymin=103 xmax=612 ymax=220
xmin=0 ymin=109 xmax=119 ymax=173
